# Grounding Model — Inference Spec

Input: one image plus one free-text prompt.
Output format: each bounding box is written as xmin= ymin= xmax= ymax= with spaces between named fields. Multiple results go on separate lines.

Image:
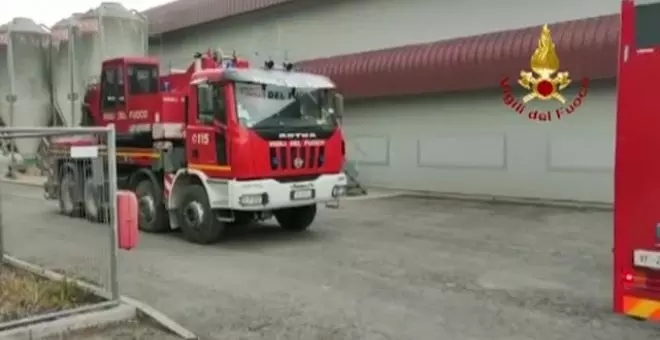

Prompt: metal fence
xmin=0 ymin=126 xmax=119 ymax=328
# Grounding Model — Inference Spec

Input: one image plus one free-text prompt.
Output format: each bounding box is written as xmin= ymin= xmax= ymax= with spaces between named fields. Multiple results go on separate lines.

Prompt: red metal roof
xmin=144 ymin=0 xmax=296 ymax=35
xmin=296 ymin=15 xmax=620 ymax=99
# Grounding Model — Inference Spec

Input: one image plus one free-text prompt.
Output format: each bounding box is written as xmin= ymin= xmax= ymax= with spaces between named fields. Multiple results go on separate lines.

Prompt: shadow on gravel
xmin=220 ymin=224 xmax=329 ymax=247
xmin=148 ymin=222 xmax=332 ymax=249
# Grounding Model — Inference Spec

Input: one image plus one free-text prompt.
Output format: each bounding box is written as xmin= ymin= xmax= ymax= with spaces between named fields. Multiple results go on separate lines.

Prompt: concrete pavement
xmin=0 ymin=182 xmax=658 ymax=339
xmin=0 ymin=175 xmax=45 ymax=187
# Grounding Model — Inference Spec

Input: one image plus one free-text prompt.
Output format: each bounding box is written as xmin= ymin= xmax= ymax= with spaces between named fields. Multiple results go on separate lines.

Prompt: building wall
xmin=343 ymin=81 xmax=616 ymax=203
xmin=149 ymin=0 xmax=619 ymax=202
xmin=149 ymin=0 xmax=620 ymax=67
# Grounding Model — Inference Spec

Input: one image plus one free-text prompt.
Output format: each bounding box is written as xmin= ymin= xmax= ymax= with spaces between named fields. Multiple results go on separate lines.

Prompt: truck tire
xmin=274 ymin=204 xmax=317 ymax=231
xmin=59 ymin=170 xmax=83 ymax=217
xmin=176 ymin=185 xmax=224 ymax=244
xmin=83 ymin=176 xmax=104 ymax=222
xmin=135 ymin=178 xmax=169 ymax=233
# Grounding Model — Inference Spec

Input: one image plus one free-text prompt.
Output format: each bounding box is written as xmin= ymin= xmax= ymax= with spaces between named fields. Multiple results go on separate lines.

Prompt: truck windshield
xmin=235 ymin=82 xmax=337 ymax=129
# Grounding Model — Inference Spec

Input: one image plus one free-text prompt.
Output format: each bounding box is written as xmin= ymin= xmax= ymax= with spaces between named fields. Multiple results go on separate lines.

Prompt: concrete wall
xmin=343 ymin=81 xmax=616 ymax=203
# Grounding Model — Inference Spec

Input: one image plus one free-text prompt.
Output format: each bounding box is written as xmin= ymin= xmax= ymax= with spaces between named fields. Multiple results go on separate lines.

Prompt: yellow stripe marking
xmin=116 ymin=152 xmax=159 ymax=158
xmin=624 ymin=296 xmax=660 ymax=319
xmin=48 ymin=149 xmax=159 ymax=159
xmin=189 ymin=164 xmax=231 ymax=171
xmin=628 ymin=300 xmax=660 ymax=318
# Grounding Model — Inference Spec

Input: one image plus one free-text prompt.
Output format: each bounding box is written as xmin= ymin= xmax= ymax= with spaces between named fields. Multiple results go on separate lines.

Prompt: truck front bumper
xmin=223 ymin=173 xmax=347 ymax=211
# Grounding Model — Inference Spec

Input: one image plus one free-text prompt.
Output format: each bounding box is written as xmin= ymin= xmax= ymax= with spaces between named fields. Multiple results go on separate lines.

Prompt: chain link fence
xmin=0 ymin=126 xmax=119 ymax=315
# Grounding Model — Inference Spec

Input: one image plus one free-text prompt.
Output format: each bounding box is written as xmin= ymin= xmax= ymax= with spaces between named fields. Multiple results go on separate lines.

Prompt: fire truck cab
xmin=46 ymin=51 xmax=347 ymax=244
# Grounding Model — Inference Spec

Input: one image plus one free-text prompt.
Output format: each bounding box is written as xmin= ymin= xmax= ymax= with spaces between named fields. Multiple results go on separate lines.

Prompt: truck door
xmin=100 ymin=64 xmax=127 ymax=129
xmin=614 ymin=0 xmax=660 ymax=321
xmin=126 ymin=63 xmax=159 ymax=130
xmin=186 ymin=82 xmax=230 ymax=175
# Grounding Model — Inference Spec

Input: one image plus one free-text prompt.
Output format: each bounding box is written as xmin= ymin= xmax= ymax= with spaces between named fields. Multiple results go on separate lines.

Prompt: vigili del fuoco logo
xmin=500 ymin=24 xmax=589 ymax=122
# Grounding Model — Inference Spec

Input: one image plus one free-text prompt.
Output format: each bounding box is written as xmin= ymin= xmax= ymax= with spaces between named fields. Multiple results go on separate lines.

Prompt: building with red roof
xmin=145 ymin=0 xmax=622 ymax=203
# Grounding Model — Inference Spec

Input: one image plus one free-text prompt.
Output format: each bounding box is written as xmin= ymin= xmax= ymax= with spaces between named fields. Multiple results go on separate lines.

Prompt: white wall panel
xmin=417 ymin=135 xmax=507 ymax=169
xmin=347 ymin=136 xmax=390 ymax=166
xmin=546 ymin=137 xmax=614 ymax=172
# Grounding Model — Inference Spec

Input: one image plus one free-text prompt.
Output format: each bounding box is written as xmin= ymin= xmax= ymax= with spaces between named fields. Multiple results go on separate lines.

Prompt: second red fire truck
xmin=44 ymin=50 xmax=347 ymax=244
xmin=614 ymin=0 xmax=660 ymax=322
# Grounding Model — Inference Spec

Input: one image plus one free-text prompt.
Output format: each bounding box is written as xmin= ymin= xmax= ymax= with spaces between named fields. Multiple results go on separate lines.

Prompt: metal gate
xmin=0 ymin=125 xmax=120 ymax=330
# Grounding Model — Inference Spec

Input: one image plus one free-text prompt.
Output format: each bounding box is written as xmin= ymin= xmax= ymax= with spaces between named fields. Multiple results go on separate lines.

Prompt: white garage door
xmin=342 ymin=84 xmax=616 ymax=203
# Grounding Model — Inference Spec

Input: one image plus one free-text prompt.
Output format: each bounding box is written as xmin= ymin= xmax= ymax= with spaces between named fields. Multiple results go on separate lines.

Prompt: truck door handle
xmin=192 ymin=149 xmax=199 ymax=158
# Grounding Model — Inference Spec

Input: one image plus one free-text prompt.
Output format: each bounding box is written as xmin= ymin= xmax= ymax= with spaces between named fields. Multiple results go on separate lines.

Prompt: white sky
xmin=0 ymin=0 xmax=171 ymax=27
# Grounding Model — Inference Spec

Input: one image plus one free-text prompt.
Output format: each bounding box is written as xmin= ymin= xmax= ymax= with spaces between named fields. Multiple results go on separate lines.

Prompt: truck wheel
xmin=83 ymin=176 xmax=102 ymax=222
xmin=135 ymin=179 xmax=169 ymax=233
xmin=59 ymin=170 xmax=83 ymax=217
xmin=176 ymin=185 xmax=224 ymax=244
xmin=274 ymin=204 xmax=317 ymax=231
xmin=83 ymin=175 xmax=110 ymax=223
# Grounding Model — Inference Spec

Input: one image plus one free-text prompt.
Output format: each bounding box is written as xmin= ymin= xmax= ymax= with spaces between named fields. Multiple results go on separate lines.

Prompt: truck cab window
xmin=128 ymin=64 xmax=159 ymax=95
xmin=102 ymin=68 xmax=117 ymax=109
xmin=215 ymin=84 xmax=226 ymax=123
xmin=636 ymin=1 xmax=660 ymax=48
xmin=117 ymin=67 xmax=125 ymax=104
xmin=196 ymin=83 xmax=226 ymax=124
xmin=102 ymin=67 xmax=126 ymax=109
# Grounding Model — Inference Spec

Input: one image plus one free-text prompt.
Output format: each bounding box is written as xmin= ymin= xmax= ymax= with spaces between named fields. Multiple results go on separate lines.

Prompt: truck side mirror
xmin=117 ymin=190 xmax=139 ymax=250
xmin=331 ymin=93 xmax=344 ymax=125
xmin=334 ymin=93 xmax=344 ymax=116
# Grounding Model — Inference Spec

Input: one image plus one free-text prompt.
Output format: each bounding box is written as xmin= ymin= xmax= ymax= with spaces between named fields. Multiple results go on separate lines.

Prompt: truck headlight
xmin=239 ymin=193 xmax=267 ymax=206
xmin=331 ymin=185 xmax=346 ymax=197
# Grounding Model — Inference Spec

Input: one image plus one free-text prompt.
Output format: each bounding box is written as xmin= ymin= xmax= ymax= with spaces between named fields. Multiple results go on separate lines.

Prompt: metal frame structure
xmin=0 ymin=125 xmax=119 ymax=330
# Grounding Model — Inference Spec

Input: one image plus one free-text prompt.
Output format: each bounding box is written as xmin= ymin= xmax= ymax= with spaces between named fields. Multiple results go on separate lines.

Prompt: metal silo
xmin=0 ymin=18 xmax=51 ymax=159
xmin=51 ymin=2 xmax=148 ymax=126
xmin=50 ymin=14 xmax=82 ymax=127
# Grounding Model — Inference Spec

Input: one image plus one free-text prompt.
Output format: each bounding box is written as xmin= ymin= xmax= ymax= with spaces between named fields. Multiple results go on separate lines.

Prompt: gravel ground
xmin=1 ymin=182 xmax=660 ymax=340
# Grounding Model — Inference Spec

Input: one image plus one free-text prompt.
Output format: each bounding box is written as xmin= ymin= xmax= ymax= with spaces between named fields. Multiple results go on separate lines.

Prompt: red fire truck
xmin=43 ymin=50 xmax=347 ymax=244
xmin=614 ymin=0 xmax=660 ymax=321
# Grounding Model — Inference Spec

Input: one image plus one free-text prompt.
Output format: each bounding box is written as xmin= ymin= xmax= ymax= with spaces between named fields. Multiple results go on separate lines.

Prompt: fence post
xmin=5 ymin=23 xmax=16 ymax=179
xmin=98 ymin=7 xmax=105 ymax=63
xmin=0 ymin=189 xmax=4 ymax=263
xmin=106 ymin=124 xmax=119 ymax=301
xmin=68 ymin=24 xmax=77 ymax=127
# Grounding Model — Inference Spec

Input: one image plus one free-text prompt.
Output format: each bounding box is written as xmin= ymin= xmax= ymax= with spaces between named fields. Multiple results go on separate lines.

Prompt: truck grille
xmin=270 ymin=145 xmax=325 ymax=170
